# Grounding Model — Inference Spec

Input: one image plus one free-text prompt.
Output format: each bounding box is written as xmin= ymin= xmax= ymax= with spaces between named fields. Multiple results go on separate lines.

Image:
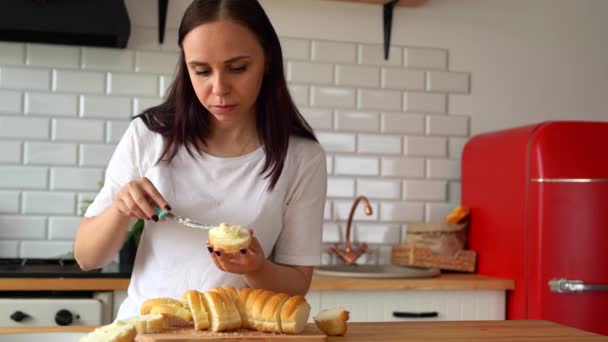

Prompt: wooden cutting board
xmin=135 ymin=324 xmax=326 ymax=341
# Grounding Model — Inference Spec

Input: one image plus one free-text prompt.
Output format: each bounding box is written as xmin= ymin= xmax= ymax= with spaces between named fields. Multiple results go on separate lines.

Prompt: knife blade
xmin=152 ymin=206 xmax=214 ymax=230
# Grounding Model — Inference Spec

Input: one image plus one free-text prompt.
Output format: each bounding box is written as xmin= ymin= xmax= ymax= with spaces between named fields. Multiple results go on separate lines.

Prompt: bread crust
xmin=313 ymin=308 xmax=350 ymax=336
xmin=183 ymin=290 xmax=210 ymax=331
xmin=149 ymin=304 xmax=193 ymax=327
xmin=280 ymin=295 xmax=311 ymax=334
xmin=140 ymin=297 xmax=183 ymax=315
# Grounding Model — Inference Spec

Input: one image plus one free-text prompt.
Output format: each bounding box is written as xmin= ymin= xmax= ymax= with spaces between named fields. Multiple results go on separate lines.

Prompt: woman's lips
xmin=213 ymin=105 xmax=236 ymax=114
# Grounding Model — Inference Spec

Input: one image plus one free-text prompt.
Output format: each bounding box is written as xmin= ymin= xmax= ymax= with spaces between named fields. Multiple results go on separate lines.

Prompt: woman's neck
xmin=203 ymin=118 xmax=261 ymax=158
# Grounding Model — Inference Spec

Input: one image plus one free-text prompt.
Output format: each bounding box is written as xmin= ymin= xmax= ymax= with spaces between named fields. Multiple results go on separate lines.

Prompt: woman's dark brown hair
xmin=135 ymin=0 xmax=317 ymax=190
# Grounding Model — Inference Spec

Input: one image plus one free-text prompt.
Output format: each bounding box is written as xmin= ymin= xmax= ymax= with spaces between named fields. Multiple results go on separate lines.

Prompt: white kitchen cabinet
xmin=114 ymin=289 xmax=505 ymax=323
xmin=310 ymin=290 xmax=505 ymax=322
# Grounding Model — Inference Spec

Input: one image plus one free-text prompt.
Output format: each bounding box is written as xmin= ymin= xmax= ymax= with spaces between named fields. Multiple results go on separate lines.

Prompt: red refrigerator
xmin=462 ymin=121 xmax=608 ymax=336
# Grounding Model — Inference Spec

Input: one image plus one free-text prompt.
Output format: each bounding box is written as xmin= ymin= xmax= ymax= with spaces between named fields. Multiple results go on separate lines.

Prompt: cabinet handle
xmin=549 ymin=279 xmax=608 ymax=293
xmin=392 ymin=311 xmax=438 ymax=318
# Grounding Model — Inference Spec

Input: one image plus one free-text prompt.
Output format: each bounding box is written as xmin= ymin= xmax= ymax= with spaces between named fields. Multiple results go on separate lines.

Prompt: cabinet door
xmin=318 ymin=290 xmax=505 ymax=322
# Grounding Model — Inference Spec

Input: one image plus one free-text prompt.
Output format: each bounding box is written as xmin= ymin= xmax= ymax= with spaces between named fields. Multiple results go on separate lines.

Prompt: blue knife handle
xmin=152 ymin=206 xmax=169 ymax=219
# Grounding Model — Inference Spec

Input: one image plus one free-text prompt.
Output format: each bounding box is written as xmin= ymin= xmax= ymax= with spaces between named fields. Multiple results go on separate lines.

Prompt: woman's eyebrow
xmin=187 ymin=55 xmax=252 ymax=67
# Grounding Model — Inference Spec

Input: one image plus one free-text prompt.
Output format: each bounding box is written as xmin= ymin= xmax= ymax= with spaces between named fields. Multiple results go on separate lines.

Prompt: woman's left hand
xmin=206 ymin=229 xmax=266 ymax=274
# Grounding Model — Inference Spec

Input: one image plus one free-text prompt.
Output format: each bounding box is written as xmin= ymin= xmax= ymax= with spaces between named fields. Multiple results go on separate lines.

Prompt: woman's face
xmin=182 ymin=20 xmax=266 ymax=128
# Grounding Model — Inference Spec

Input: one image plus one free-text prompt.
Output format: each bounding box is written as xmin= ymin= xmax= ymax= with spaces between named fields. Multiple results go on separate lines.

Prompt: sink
xmin=314 ymin=264 xmax=440 ymax=278
xmin=0 ymin=332 xmax=86 ymax=342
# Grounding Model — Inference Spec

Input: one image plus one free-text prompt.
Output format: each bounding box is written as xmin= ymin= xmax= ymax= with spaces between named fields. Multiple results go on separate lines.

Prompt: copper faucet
xmin=330 ymin=195 xmax=373 ymax=265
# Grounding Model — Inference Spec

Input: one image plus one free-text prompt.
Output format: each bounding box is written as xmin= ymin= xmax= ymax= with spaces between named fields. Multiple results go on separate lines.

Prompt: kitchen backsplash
xmin=0 ymin=38 xmax=470 ymax=263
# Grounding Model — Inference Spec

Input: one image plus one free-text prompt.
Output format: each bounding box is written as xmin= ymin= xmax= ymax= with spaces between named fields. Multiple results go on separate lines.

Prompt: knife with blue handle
xmin=152 ymin=206 xmax=214 ymax=230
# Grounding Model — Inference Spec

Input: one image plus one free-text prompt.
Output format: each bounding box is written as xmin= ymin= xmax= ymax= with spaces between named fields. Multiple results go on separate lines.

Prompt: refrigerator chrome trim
xmin=549 ymin=279 xmax=608 ymax=293
xmin=531 ymin=178 xmax=608 ymax=183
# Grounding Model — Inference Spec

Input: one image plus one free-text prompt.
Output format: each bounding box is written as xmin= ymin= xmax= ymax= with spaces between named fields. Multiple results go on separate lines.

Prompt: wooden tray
xmin=135 ymin=324 xmax=326 ymax=341
xmin=391 ymin=244 xmax=476 ymax=272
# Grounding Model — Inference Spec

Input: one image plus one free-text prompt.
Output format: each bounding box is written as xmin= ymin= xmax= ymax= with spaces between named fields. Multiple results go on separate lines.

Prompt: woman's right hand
xmin=112 ymin=177 xmax=171 ymax=222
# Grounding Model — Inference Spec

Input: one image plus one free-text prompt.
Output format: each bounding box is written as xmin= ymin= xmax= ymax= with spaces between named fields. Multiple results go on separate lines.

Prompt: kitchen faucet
xmin=330 ymin=195 xmax=373 ymax=265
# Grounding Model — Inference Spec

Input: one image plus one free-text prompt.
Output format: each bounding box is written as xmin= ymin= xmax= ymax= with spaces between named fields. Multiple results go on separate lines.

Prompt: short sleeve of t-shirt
xmin=272 ymin=145 xmax=327 ymax=266
xmin=84 ymin=119 xmax=156 ymax=218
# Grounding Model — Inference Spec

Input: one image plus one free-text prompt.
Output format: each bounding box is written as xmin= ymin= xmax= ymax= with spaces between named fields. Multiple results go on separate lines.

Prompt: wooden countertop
xmin=0 ymin=274 xmax=514 ymax=291
xmin=0 ymin=321 xmax=604 ymax=341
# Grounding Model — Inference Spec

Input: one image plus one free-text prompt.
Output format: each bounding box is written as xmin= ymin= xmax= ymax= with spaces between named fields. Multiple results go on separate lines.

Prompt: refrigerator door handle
xmin=549 ymin=279 xmax=608 ymax=293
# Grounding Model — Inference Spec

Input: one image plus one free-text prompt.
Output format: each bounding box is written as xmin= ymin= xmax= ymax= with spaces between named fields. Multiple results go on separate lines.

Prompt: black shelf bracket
xmin=383 ymin=0 xmax=400 ymax=60
xmin=158 ymin=0 xmax=168 ymax=44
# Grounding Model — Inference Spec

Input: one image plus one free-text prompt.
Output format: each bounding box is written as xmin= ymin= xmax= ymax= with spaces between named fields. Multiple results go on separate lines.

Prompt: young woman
xmin=74 ymin=0 xmax=326 ymax=320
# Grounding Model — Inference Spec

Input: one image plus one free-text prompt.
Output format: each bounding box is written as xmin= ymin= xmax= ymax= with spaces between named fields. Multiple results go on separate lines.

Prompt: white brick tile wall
xmin=403 ymin=47 xmax=447 ymax=70
xmin=82 ymin=47 xmax=134 ymax=71
xmin=48 ymin=216 xmax=82 ymax=240
xmin=81 ymin=95 xmax=132 ymax=119
xmin=0 ymin=67 xmax=50 ymax=90
xmin=50 ymin=167 xmax=104 ymax=191
xmin=356 ymin=179 xmax=401 ymax=199
xmin=324 ymin=201 xmax=332 ymax=220
xmin=380 ymin=112 xmax=425 ymax=134
xmin=26 ymin=44 xmax=79 ymax=68
xmin=287 ymin=62 xmax=333 ymax=84
xmin=0 ymin=117 xmax=49 ymax=139
xmin=0 ymin=90 xmax=23 ymax=113
xmin=427 ymin=71 xmax=470 ymax=93
xmin=335 ymin=65 xmax=380 ymax=87
xmin=0 ymin=42 xmax=24 ymax=65
xmin=404 ymin=92 xmax=447 ymax=113
xmin=334 ymin=200 xmax=379 ymax=221
xmin=0 ymin=167 xmax=47 ymax=189
xmin=0 ymin=142 xmax=21 ymax=163
xmin=0 ymin=191 xmax=19 ymax=213
xmin=380 ymin=202 xmax=425 ymax=222
xmin=0 ymin=216 xmax=46 ymax=239
xmin=449 ymin=137 xmax=469 ymax=160
xmin=109 ymin=73 xmax=158 ymax=96
xmin=427 ymin=159 xmax=461 ymax=180
xmin=358 ymin=44 xmax=402 ymax=66
xmin=300 ymin=108 xmax=333 ymax=130
xmin=327 ymin=177 xmax=355 ymax=198
xmin=311 ymin=41 xmax=357 ymax=64
xmin=288 ymin=84 xmax=309 ymax=106
xmin=425 ymin=203 xmax=456 ymax=222
xmin=357 ymin=89 xmax=401 ymax=111
xmin=0 ymin=241 xmax=18 ymax=258
xmin=53 ymin=70 xmax=106 ymax=94
xmin=134 ymin=97 xmax=163 ymax=114
xmin=280 ymin=38 xmax=310 ymax=60
xmin=449 ymin=182 xmax=462 ymax=204
xmin=159 ymin=75 xmax=173 ymax=98
xmin=335 ymin=111 xmax=379 ymax=132
xmin=0 ymin=40 xmax=472 ymax=261
xmin=449 ymin=94 xmax=473 ymax=115
xmin=135 ymin=51 xmax=178 ymax=74
xmin=427 ymin=115 xmax=469 ymax=136
xmin=107 ymin=120 xmax=131 ymax=143
xmin=334 ymin=156 xmax=379 ymax=176
xmin=358 ymin=134 xmax=401 ymax=154
xmin=317 ymin=132 xmax=355 ymax=153
xmin=354 ymin=223 xmax=401 ymax=244
xmin=25 ymin=92 xmax=78 ymax=116
xmin=381 ymin=157 xmax=425 ymax=177
xmin=52 ymin=119 xmax=104 ymax=142
xmin=79 ymin=144 xmax=116 ymax=167
xmin=403 ymin=180 xmax=447 ymax=201
xmin=22 ymin=192 xmax=75 ymax=215
xmin=403 ymin=136 xmax=447 ymax=157
xmin=381 ymin=68 xmax=425 ymax=90
xmin=21 ymin=241 xmax=74 ymax=258
xmin=311 ymin=86 xmax=355 ymax=108
xmin=24 ymin=142 xmax=77 ymax=165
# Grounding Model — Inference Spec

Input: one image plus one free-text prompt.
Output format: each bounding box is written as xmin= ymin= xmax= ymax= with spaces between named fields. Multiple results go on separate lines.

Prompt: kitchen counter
xmin=0 ymin=321 xmax=604 ymax=341
xmin=0 ymin=273 xmax=514 ymax=291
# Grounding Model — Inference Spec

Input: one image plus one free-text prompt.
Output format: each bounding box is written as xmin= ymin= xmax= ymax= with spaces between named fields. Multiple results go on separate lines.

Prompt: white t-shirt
xmin=84 ymin=118 xmax=327 ymax=320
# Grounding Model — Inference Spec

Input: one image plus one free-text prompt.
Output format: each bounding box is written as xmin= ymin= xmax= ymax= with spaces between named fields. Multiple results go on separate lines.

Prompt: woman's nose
xmin=211 ymin=74 xmax=230 ymax=96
